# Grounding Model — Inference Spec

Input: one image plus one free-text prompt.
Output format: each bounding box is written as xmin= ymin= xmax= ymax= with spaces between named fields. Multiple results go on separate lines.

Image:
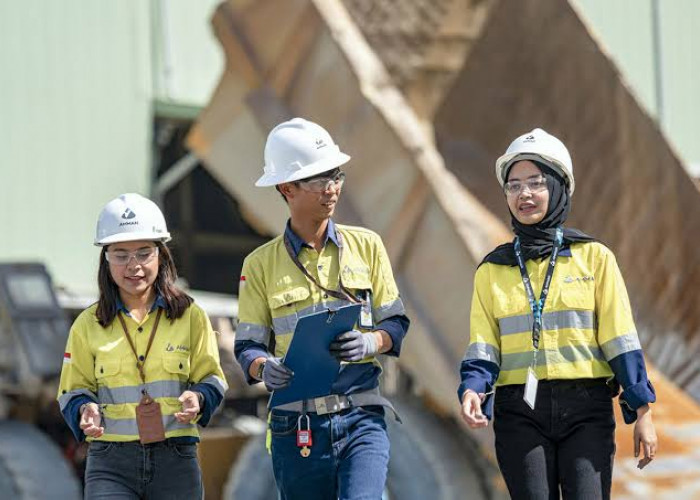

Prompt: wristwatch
xmin=256 ymin=359 xmax=267 ymax=381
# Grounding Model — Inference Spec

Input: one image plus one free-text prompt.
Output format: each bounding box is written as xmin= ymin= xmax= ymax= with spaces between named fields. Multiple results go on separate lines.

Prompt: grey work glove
xmin=262 ymin=357 xmax=294 ymax=391
xmin=329 ymin=330 xmax=379 ymax=362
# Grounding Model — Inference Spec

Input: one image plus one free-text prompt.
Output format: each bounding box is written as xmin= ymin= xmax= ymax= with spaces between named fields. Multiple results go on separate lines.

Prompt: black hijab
xmin=481 ymin=161 xmax=596 ymax=266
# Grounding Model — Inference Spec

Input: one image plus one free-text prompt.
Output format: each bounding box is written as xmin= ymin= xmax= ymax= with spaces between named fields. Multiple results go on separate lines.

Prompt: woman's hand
xmin=634 ymin=405 xmax=658 ymax=469
xmin=460 ymin=390 xmax=489 ymax=429
xmin=175 ymin=390 xmax=201 ymax=423
xmin=80 ymin=403 xmax=105 ymax=438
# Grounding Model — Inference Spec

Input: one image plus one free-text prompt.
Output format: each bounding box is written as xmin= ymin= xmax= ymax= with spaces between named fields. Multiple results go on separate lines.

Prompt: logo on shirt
xmin=165 ymin=343 xmax=190 ymax=353
xmin=563 ymin=275 xmax=594 ymax=283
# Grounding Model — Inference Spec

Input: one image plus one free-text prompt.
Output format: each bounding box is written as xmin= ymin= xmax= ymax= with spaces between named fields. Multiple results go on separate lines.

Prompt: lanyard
xmin=283 ymin=230 xmax=360 ymax=304
xmin=513 ymin=228 xmax=563 ymax=350
xmin=117 ymin=308 xmax=163 ymax=385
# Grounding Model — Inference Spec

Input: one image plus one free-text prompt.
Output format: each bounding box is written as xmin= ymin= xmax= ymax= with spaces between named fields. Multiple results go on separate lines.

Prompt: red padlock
xmin=297 ymin=414 xmax=312 ymax=457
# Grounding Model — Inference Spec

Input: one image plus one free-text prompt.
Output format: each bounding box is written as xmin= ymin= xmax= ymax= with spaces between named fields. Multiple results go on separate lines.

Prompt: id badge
xmin=523 ymin=367 xmax=538 ymax=410
xmin=135 ymin=392 xmax=166 ymax=444
xmin=359 ymin=290 xmax=374 ymax=329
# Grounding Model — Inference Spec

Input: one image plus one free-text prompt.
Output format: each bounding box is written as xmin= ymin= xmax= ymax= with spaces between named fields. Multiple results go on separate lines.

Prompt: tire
xmin=222 ymin=433 xmax=277 ymax=500
xmin=223 ymin=398 xmax=499 ymax=500
xmin=0 ymin=421 xmax=82 ymax=500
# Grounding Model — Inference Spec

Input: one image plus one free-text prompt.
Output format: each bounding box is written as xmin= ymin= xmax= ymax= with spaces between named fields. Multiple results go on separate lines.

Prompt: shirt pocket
xmin=558 ymin=282 xmax=595 ymax=311
xmin=268 ymin=286 xmax=310 ymax=335
xmin=94 ymin=358 xmax=123 ymax=385
xmin=163 ymin=353 xmax=191 ymax=382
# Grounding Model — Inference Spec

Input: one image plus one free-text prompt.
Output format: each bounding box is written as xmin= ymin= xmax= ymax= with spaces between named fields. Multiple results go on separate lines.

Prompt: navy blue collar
xmin=284 ymin=219 xmax=339 ymax=257
xmin=116 ymin=293 xmax=166 ymax=317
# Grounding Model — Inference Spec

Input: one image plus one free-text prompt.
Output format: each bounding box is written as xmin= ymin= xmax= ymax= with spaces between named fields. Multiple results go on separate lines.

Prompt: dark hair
xmin=95 ymin=241 xmax=193 ymax=327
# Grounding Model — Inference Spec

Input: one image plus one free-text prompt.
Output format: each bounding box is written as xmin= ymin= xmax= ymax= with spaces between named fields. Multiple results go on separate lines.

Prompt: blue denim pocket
xmin=88 ymin=441 xmax=115 ymax=457
xmin=269 ymin=414 xmax=299 ymax=436
xmin=171 ymin=443 xmax=198 ymax=459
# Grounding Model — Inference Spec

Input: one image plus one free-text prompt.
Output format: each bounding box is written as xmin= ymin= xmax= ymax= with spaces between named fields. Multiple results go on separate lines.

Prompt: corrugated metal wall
xmin=0 ymin=0 xmax=222 ymax=292
xmin=575 ymin=0 xmax=700 ymax=175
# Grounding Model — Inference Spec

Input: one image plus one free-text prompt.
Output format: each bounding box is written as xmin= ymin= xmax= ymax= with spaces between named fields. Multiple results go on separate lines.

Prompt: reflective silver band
xmin=374 ymin=298 xmax=406 ymax=323
xmin=462 ymin=342 xmax=501 ymax=364
xmin=501 ymin=344 xmax=605 ymax=371
xmin=197 ymin=375 xmax=228 ymax=397
xmin=600 ymin=333 xmax=642 ymax=360
xmin=98 ymin=380 xmax=187 ymax=405
xmin=58 ymin=388 xmax=98 ymax=412
xmin=499 ymin=309 xmax=596 ymax=336
xmin=236 ymin=322 xmax=271 ymax=344
xmin=271 ymin=299 xmax=353 ymax=335
xmin=102 ymin=415 xmax=195 ymax=436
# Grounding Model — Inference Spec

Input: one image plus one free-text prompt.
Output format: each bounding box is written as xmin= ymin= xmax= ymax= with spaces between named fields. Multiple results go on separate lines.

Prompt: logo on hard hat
xmin=122 ymin=208 xmax=136 ymax=220
xmin=315 ymin=138 xmax=327 ymax=149
xmin=524 ymin=135 xmax=536 ymax=142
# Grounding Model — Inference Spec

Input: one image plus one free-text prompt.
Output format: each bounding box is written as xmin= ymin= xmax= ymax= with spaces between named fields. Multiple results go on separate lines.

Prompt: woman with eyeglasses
xmin=57 ymin=193 xmax=227 ymax=499
xmin=458 ymin=129 xmax=658 ymax=499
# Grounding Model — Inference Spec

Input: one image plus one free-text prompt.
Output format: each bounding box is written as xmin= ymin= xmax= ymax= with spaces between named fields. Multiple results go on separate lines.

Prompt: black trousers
xmin=494 ymin=378 xmax=616 ymax=500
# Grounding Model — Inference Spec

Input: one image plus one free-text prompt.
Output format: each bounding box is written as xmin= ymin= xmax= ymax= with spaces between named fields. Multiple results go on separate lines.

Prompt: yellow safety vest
xmin=467 ymin=242 xmax=640 ymax=385
xmin=237 ymin=224 xmax=404 ymax=363
xmin=57 ymin=303 xmax=227 ymax=442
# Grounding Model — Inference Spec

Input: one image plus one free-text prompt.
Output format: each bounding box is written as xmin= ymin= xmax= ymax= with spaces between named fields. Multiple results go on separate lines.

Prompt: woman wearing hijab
xmin=458 ymin=129 xmax=658 ymax=499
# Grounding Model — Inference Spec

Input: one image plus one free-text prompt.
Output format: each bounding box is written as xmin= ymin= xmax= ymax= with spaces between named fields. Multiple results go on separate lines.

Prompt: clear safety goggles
xmin=296 ymin=171 xmax=346 ymax=193
xmin=105 ymin=246 xmax=159 ymax=266
xmin=504 ymin=176 xmax=548 ymax=196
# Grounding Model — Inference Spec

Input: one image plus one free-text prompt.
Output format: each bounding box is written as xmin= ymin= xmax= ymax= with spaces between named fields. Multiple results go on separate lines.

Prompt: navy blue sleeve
xmin=189 ymin=382 xmax=223 ymax=427
xmin=234 ymin=339 xmax=270 ymax=385
xmin=608 ymin=350 xmax=656 ymax=424
xmin=376 ymin=315 xmax=409 ymax=357
xmin=458 ymin=359 xmax=500 ymax=420
xmin=61 ymin=394 xmax=94 ymax=442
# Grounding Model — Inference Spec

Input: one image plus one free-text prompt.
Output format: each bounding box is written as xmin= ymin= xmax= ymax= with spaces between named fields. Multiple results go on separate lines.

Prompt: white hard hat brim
xmin=95 ymin=231 xmax=172 ymax=247
xmin=255 ymin=152 xmax=351 ymax=187
xmin=495 ymin=152 xmax=575 ymax=194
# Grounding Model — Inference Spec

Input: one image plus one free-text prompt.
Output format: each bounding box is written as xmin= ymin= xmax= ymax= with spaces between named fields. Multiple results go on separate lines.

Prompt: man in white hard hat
xmin=236 ymin=118 xmax=409 ymax=499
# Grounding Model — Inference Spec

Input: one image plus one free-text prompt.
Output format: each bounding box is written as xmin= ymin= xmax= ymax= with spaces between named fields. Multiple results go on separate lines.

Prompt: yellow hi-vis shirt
xmin=57 ymin=302 xmax=227 ymax=442
xmin=465 ymin=242 xmax=641 ymax=385
xmin=237 ymin=224 xmax=405 ymax=365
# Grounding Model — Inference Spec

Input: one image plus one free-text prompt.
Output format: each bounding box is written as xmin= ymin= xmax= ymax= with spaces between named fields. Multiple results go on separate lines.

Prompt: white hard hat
xmin=94 ymin=193 xmax=171 ymax=246
xmin=495 ymin=128 xmax=575 ymax=194
xmin=255 ymin=117 xmax=351 ymax=187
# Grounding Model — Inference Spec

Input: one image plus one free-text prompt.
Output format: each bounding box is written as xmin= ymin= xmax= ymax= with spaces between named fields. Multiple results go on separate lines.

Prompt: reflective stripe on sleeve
xmin=501 ymin=344 xmax=605 ymax=371
xmin=58 ymin=388 xmax=98 ymax=412
xmin=498 ymin=309 xmax=596 ymax=336
xmin=463 ymin=342 xmax=501 ymax=365
xmin=373 ymin=298 xmax=406 ymax=323
xmin=236 ymin=322 xmax=271 ymax=344
xmin=198 ymin=375 xmax=228 ymax=397
xmin=600 ymin=333 xmax=642 ymax=360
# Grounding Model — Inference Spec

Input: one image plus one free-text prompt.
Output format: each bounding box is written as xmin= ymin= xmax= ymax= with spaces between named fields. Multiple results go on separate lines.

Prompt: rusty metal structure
xmin=189 ymin=0 xmax=700 ymax=496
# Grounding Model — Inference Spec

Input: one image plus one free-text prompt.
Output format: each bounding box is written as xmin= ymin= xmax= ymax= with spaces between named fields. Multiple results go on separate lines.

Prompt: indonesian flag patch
xmin=63 ymin=352 xmax=71 ymax=364
xmin=239 ymin=275 xmax=246 ymax=290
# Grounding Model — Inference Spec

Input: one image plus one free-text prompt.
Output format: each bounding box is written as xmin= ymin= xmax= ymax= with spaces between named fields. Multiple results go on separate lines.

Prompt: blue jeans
xmin=270 ymin=406 xmax=390 ymax=500
xmin=84 ymin=440 xmax=202 ymax=499
xmin=494 ymin=378 xmax=616 ymax=500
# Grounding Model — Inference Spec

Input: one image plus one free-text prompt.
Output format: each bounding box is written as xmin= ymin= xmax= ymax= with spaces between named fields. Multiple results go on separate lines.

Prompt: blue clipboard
xmin=269 ymin=304 xmax=361 ymax=408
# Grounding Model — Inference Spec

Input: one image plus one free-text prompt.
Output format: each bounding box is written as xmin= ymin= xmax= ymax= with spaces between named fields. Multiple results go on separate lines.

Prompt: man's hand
xmin=262 ymin=357 xmax=294 ymax=391
xmin=80 ymin=403 xmax=105 ymax=438
xmin=634 ymin=405 xmax=658 ymax=469
xmin=460 ymin=390 xmax=489 ymax=429
xmin=329 ymin=330 xmax=379 ymax=362
xmin=174 ymin=390 xmax=201 ymax=423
